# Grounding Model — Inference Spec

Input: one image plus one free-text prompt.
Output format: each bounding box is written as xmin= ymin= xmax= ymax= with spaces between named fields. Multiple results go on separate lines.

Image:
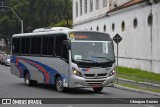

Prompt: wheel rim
xmin=57 ymin=79 xmax=63 ymax=91
xmin=25 ymin=74 xmax=29 ymax=85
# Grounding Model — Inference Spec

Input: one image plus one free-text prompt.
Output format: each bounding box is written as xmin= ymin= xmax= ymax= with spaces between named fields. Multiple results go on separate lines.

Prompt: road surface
xmin=0 ymin=65 xmax=159 ymax=107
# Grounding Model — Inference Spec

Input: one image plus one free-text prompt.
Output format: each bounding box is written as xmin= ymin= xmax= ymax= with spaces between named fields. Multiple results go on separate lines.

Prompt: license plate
xmin=91 ymin=84 xmax=101 ymax=88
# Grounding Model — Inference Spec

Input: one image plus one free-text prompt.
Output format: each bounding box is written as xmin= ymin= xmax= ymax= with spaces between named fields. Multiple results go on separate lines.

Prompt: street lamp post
xmin=65 ymin=0 xmax=69 ymax=27
xmin=0 ymin=6 xmax=23 ymax=33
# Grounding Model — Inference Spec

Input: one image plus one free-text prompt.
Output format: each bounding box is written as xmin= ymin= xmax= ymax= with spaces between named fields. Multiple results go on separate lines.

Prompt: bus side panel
xmin=25 ymin=57 xmax=69 ymax=84
xmin=11 ymin=55 xmax=23 ymax=78
xmin=11 ymin=56 xmax=69 ymax=85
xmin=15 ymin=56 xmax=60 ymax=84
xmin=11 ymin=56 xmax=45 ymax=82
xmin=11 ymin=63 xmax=21 ymax=78
xmin=19 ymin=60 xmax=44 ymax=82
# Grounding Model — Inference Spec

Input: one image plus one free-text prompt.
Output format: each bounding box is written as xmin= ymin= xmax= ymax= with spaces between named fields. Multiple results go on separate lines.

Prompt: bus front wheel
xmin=56 ymin=77 xmax=64 ymax=92
xmin=24 ymin=72 xmax=37 ymax=86
xmin=93 ymin=87 xmax=103 ymax=93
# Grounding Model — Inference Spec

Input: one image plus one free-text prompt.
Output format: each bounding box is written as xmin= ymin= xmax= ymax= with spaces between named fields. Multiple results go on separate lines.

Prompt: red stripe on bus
xmin=16 ymin=57 xmax=50 ymax=83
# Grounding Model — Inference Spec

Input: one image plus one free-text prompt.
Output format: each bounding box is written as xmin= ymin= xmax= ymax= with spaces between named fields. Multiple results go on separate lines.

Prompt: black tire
xmin=56 ymin=76 xmax=64 ymax=92
xmin=93 ymin=87 xmax=103 ymax=93
xmin=24 ymin=73 xmax=37 ymax=86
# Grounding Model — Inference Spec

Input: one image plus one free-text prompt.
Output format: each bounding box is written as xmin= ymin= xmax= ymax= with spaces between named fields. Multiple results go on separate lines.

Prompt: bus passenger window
xmin=12 ymin=38 xmax=20 ymax=54
xmin=31 ymin=37 xmax=41 ymax=55
xmin=21 ymin=38 xmax=25 ymax=54
xmin=42 ymin=36 xmax=55 ymax=56
xmin=21 ymin=37 xmax=30 ymax=55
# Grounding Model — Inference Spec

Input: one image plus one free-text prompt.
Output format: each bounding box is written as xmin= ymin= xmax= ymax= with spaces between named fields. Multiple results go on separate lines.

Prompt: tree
xmin=0 ymin=0 xmax=72 ymax=38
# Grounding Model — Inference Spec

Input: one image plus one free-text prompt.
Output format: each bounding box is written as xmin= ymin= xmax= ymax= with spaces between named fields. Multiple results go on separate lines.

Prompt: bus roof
xmin=12 ymin=27 xmax=109 ymax=38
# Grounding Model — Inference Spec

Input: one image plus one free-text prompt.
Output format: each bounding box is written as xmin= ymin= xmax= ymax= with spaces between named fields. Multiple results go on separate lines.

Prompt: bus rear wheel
xmin=93 ymin=87 xmax=103 ymax=93
xmin=24 ymin=72 xmax=37 ymax=86
xmin=56 ymin=76 xmax=64 ymax=92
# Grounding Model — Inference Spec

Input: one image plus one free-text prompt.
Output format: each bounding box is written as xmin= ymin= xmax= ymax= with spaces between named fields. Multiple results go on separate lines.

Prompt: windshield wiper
xmin=91 ymin=56 xmax=112 ymax=62
xmin=76 ymin=59 xmax=97 ymax=63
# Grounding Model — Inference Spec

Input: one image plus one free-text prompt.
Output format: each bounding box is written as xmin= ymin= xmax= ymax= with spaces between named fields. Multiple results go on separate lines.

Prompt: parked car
xmin=0 ymin=54 xmax=3 ymax=64
xmin=1 ymin=54 xmax=7 ymax=65
xmin=4 ymin=55 xmax=11 ymax=66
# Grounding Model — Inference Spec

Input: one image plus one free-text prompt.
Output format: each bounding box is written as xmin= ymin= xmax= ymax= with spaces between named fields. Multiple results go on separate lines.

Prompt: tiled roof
xmin=108 ymin=0 xmax=145 ymax=13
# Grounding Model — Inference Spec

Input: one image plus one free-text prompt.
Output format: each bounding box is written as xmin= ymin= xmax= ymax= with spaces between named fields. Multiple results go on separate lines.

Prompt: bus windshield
xmin=70 ymin=32 xmax=115 ymax=64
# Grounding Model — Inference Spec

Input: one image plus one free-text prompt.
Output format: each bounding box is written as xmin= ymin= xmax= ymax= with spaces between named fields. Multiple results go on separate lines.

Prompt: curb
xmin=114 ymin=84 xmax=160 ymax=97
xmin=118 ymin=78 xmax=160 ymax=88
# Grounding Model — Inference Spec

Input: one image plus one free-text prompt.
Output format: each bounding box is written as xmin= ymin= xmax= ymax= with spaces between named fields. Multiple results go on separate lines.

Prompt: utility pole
xmin=0 ymin=4 xmax=23 ymax=33
xmin=65 ymin=0 xmax=69 ymax=27
xmin=9 ymin=7 xmax=23 ymax=33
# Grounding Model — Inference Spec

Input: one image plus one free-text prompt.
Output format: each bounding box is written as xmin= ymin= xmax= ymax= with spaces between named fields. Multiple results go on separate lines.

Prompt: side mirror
xmin=63 ymin=40 xmax=70 ymax=50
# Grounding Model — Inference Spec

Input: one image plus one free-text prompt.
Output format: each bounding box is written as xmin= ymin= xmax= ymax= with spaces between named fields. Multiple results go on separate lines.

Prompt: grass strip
xmin=117 ymin=66 xmax=160 ymax=84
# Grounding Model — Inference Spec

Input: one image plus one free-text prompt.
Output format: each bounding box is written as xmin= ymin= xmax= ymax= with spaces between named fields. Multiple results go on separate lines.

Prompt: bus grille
xmin=84 ymin=73 xmax=107 ymax=79
xmin=86 ymin=80 xmax=105 ymax=86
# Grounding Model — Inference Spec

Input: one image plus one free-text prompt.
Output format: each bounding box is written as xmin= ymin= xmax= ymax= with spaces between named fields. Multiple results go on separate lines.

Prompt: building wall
xmin=73 ymin=2 xmax=160 ymax=74
xmin=73 ymin=0 xmax=110 ymax=25
xmin=73 ymin=0 xmax=131 ymax=25
xmin=152 ymin=4 xmax=160 ymax=73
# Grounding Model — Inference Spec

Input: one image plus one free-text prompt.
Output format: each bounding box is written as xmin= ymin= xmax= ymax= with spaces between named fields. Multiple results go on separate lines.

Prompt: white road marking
xmin=144 ymin=105 xmax=155 ymax=107
xmin=66 ymin=106 xmax=74 ymax=107
xmin=94 ymin=94 xmax=104 ymax=97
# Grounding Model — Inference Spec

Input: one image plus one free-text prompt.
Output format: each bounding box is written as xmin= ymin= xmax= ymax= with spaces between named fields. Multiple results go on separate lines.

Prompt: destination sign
xmin=70 ymin=32 xmax=111 ymax=41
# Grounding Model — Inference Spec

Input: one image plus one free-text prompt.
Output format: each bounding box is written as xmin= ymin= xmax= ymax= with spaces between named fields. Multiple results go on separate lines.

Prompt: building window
xmin=90 ymin=0 xmax=93 ymax=12
xmin=96 ymin=0 xmax=99 ymax=10
xmin=104 ymin=25 xmax=106 ymax=32
xmin=112 ymin=23 xmax=115 ymax=32
xmin=76 ymin=1 xmax=78 ymax=17
xmin=90 ymin=27 xmax=92 ymax=30
xmin=84 ymin=0 xmax=87 ymax=14
xmin=103 ymin=0 xmax=107 ymax=7
xmin=148 ymin=13 xmax=153 ymax=27
xmin=97 ymin=26 xmax=99 ymax=31
xmin=80 ymin=0 xmax=82 ymax=15
xmin=133 ymin=18 xmax=138 ymax=29
xmin=121 ymin=21 xmax=125 ymax=32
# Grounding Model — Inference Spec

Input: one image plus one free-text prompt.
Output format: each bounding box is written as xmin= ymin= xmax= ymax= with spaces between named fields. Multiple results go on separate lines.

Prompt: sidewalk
xmin=118 ymin=78 xmax=160 ymax=90
xmin=114 ymin=77 xmax=160 ymax=96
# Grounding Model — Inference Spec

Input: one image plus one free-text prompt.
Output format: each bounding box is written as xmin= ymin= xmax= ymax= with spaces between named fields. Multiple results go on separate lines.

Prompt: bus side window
xmin=12 ymin=38 xmax=20 ymax=55
xmin=21 ymin=37 xmax=30 ymax=55
xmin=31 ymin=36 xmax=41 ymax=55
xmin=21 ymin=37 xmax=25 ymax=54
xmin=42 ymin=35 xmax=55 ymax=56
xmin=55 ymin=34 xmax=67 ymax=57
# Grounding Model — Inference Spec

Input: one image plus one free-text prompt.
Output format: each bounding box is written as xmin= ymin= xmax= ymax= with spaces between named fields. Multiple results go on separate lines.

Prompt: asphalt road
xmin=0 ymin=65 xmax=159 ymax=107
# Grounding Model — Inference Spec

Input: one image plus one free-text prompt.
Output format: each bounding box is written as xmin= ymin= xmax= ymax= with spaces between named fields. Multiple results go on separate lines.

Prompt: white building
xmin=72 ymin=0 xmax=160 ymax=74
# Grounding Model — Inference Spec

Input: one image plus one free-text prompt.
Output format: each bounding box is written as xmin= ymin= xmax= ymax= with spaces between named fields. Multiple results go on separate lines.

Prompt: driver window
xmin=61 ymin=43 xmax=69 ymax=63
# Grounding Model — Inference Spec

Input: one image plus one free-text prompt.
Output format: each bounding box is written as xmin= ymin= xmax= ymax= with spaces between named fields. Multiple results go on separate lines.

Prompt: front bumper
xmin=68 ymin=74 xmax=116 ymax=88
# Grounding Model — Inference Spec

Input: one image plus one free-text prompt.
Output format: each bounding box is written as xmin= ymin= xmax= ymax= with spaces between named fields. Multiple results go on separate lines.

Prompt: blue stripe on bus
xmin=13 ymin=56 xmax=61 ymax=84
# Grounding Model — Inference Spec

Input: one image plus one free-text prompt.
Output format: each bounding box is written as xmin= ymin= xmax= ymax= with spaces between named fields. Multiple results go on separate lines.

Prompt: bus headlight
xmin=73 ymin=68 xmax=83 ymax=77
xmin=109 ymin=70 xmax=116 ymax=76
